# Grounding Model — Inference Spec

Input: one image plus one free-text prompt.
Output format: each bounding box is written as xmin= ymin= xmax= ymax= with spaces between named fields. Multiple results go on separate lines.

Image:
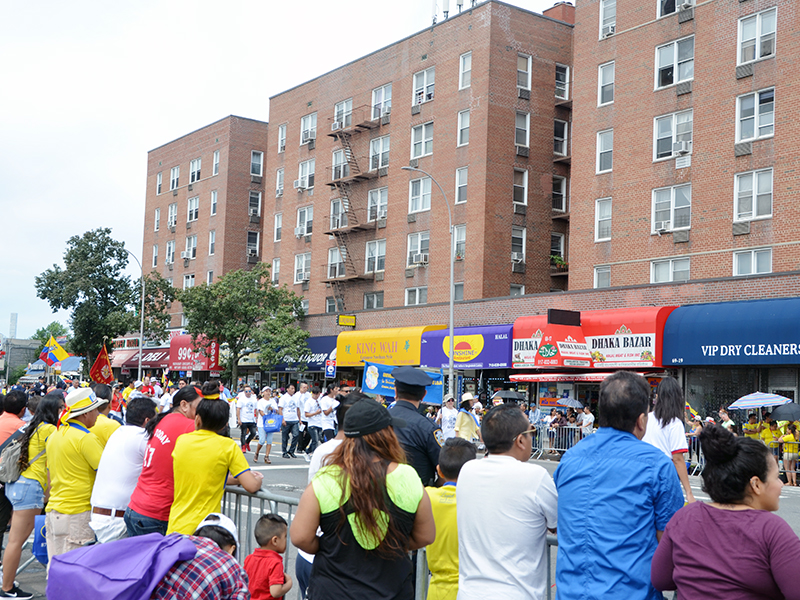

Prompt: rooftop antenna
xmin=456 ymin=0 xmax=463 ymax=12
xmin=432 ymin=0 xmax=437 ymax=25
xmin=443 ymin=0 xmax=450 ymax=19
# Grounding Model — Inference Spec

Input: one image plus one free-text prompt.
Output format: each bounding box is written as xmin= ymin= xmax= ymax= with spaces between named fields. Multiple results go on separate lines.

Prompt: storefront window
xmin=685 ymin=368 xmax=758 ymax=419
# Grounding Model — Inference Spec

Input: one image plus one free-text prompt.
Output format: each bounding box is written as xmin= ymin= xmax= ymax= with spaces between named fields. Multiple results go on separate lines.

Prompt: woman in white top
xmin=643 ymin=377 xmax=696 ymax=503
xmin=437 ymin=395 xmax=459 ymax=439
xmin=255 ymin=388 xmax=280 ymax=464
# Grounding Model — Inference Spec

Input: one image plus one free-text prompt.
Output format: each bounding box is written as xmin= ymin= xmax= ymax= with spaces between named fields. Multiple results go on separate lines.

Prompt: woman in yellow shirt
xmin=455 ymin=398 xmax=482 ymax=443
xmin=1 ymin=393 xmax=63 ymax=597
xmin=780 ymin=424 xmax=799 ymax=487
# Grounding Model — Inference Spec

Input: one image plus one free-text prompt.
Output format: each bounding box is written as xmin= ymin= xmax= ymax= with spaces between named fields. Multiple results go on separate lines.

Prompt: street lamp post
xmin=125 ymin=249 xmax=146 ymax=382
xmin=401 ymin=166 xmax=456 ymax=398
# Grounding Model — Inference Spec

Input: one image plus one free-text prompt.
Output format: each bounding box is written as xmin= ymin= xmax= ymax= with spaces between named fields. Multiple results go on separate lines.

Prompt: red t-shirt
xmin=141 ymin=385 xmax=155 ymax=396
xmin=244 ymin=548 xmax=286 ymax=600
xmin=127 ymin=413 xmax=195 ymax=521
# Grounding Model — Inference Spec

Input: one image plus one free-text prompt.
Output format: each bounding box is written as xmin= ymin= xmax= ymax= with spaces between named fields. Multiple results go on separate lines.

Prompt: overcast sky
xmin=0 ymin=0 xmax=556 ymax=341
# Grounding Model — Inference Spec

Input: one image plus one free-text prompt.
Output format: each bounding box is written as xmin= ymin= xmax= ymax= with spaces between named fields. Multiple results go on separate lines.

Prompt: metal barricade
xmin=686 ymin=434 xmax=705 ymax=475
xmin=538 ymin=424 xmax=589 ymax=456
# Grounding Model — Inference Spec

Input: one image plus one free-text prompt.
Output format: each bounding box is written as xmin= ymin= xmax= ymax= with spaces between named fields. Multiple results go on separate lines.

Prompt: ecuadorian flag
xmin=39 ymin=336 xmax=69 ymax=366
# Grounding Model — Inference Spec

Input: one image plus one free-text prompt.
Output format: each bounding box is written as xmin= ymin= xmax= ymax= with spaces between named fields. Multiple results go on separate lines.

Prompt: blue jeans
xmin=307 ymin=426 xmax=322 ymax=454
xmin=124 ymin=507 xmax=168 ymax=538
xmin=295 ymin=552 xmax=313 ymax=599
xmin=281 ymin=421 xmax=300 ymax=455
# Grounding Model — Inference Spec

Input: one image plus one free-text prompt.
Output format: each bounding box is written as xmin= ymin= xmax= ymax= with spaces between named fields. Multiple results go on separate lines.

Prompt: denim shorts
xmin=258 ymin=427 xmax=274 ymax=445
xmin=6 ymin=475 xmax=45 ymax=510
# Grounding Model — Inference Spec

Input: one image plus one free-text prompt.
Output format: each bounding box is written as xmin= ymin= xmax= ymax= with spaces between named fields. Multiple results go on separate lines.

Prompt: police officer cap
xmin=392 ymin=366 xmax=433 ymax=389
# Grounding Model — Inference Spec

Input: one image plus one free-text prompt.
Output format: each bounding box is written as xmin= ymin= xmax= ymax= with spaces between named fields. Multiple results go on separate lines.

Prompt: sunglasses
xmin=514 ymin=428 xmax=536 ymax=441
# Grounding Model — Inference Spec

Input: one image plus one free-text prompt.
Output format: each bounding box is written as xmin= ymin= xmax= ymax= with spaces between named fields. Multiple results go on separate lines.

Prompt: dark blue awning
xmin=662 ymin=298 xmax=800 ymax=366
xmin=270 ymin=336 xmax=337 ymax=372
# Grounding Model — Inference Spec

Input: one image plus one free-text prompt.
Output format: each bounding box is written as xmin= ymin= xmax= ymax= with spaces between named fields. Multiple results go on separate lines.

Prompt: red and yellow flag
xmin=90 ymin=344 xmax=114 ymax=384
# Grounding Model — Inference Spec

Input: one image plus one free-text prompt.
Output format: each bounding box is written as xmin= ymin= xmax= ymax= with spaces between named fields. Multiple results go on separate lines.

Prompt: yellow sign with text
xmin=337 ymin=315 xmax=356 ymax=328
xmin=336 ymin=325 xmax=446 ymax=367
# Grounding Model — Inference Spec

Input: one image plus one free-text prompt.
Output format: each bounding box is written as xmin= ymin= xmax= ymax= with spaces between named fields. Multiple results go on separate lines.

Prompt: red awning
xmin=510 ymin=372 xmax=648 ymax=383
xmin=110 ymin=350 xmax=136 ymax=368
xmin=169 ymin=335 xmax=220 ymax=371
xmin=581 ymin=306 xmax=676 ymax=368
xmin=512 ymin=315 xmax=548 ymax=368
xmin=122 ymin=348 xmax=170 ymax=369
xmin=535 ymin=322 xmax=593 ymax=369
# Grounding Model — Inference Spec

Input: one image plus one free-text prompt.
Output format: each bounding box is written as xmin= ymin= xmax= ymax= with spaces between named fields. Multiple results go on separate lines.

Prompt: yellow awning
xmin=336 ymin=325 xmax=446 ymax=367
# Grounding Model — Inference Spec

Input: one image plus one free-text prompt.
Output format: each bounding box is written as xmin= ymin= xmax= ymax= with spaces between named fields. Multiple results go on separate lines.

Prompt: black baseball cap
xmin=343 ymin=399 xmax=406 ymax=438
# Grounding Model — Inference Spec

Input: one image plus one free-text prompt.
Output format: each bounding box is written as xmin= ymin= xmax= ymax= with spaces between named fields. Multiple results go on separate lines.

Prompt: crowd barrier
xmin=531 ymin=424 xmax=592 ymax=459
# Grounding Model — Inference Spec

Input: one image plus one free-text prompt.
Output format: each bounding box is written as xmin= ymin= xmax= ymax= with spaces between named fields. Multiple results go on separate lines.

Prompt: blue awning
xmin=270 ymin=336 xmax=337 ymax=372
xmin=662 ymin=298 xmax=800 ymax=366
xmin=419 ymin=324 xmax=513 ymax=369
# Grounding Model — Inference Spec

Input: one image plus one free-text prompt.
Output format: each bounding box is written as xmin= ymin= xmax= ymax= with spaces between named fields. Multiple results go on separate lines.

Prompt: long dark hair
xmin=18 ymin=393 xmax=63 ymax=471
xmin=653 ymin=377 xmax=685 ymax=427
xmin=144 ymin=385 xmax=201 ymax=439
xmin=325 ymin=426 xmax=408 ymax=557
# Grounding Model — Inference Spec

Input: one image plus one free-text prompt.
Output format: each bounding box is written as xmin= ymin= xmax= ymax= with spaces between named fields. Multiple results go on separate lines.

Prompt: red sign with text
xmin=169 ymin=335 xmax=220 ymax=371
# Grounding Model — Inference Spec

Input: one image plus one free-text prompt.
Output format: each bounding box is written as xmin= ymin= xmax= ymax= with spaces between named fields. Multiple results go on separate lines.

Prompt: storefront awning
xmin=512 ymin=315 xmax=548 ymax=368
xmin=336 ymin=325 xmax=446 ymax=367
xmin=510 ymin=372 xmax=647 ymax=383
xmin=663 ymin=298 xmax=800 ymax=366
xmin=270 ymin=336 xmax=338 ymax=372
xmin=111 ymin=350 xmax=137 ymax=368
xmin=169 ymin=335 xmax=220 ymax=371
xmin=419 ymin=325 xmax=513 ymax=370
xmin=122 ymin=348 xmax=170 ymax=370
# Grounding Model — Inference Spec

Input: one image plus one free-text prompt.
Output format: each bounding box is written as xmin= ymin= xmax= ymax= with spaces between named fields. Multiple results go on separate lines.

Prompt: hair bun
xmin=699 ymin=424 xmax=739 ymax=463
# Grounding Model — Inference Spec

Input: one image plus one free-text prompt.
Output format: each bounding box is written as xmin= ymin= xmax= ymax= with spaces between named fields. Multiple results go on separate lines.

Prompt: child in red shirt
xmin=244 ymin=514 xmax=293 ymax=600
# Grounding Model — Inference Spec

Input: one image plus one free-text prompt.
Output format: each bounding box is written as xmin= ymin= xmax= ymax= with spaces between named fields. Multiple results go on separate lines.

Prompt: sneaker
xmin=282 ymin=453 xmax=290 ymax=459
xmin=0 ymin=585 xmax=34 ymax=599
xmin=289 ymin=453 xmax=298 ymax=458
xmin=304 ymin=453 xmax=312 ymax=463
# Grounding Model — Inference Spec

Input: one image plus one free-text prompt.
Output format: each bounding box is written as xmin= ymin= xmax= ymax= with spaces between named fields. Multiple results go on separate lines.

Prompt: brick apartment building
xmin=569 ymin=0 xmax=798 ymax=289
xmin=142 ymin=116 xmax=269 ymax=327
xmin=265 ymin=1 xmax=575 ymax=316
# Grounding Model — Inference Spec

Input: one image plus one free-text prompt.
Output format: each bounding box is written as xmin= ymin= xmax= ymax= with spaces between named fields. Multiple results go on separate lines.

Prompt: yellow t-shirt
xmin=742 ymin=422 xmax=760 ymax=440
xmin=425 ymin=485 xmax=459 ymax=600
xmin=20 ymin=423 xmax=56 ymax=490
xmin=46 ymin=420 xmax=104 ymax=514
xmin=122 ymin=387 xmax=134 ymax=401
xmin=455 ymin=411 xmax=479 ymax=441
xmin=781 ymin=433 xmax=799 ymax=454
xmin=90 ymin=413 xmax=120 ymax=448
xmin=167 ymin=429 xmax=251 ymax=535
xmin=761 ymin=427 xmax=780 ymax=448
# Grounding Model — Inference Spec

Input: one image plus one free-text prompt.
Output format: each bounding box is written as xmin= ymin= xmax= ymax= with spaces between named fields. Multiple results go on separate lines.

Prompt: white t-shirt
xmin=279 ymin=393 xmax=300 ymax=422
xmin=236 ymin=393 xmax=258 ymax=423
xmin=439 ymin=405 xmax=458 ymax=439
xmin=257 ymin=398 xmax=279 ymax=429
xmin=159 ymin=393 xmax=172 ymax=413
xmin=153 ymin=383 xmax=163 ymax=399
xmin=294 ymin=392 xmax=310 ymax=422
xmin=581 ymin=412 xmax=595 ymax=435
xmin=90 ymin=425 xmax=149 ymax=511
xmin=318 ymin=395 xmax=338 ymax=431
xmin=456 ymin=455 xmax=558 ymax=600
xmin=304 ymin=395 xmax=324 ymax=428
xmin=642 ymin=412 xmax=688 ymax=458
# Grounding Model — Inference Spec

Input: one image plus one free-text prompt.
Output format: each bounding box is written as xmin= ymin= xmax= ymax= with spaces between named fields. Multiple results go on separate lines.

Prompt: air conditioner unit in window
xmin=378 ymin=208 xmax=388 ymax=219
xmin=654 ymin=221 xmax=671 ymax=232
xmin=602 ymin=24 xmax=616 ymax=38
xmin=276 ymin=187 xmax=283 ymax=198
xmin=294 ymin=227 xmax=305 ymax=237
xmin=412 ymin=253 xmax=429 ymax=265
xmin=247 ymin=248 xmax=258 ymax=256
xmin=331 ymin=121 xmax=342 ymax=131
xmin=293 ymin=179 xmax=302 ymax=189
xmin=249 ymin=208 xmax=259 ymax=217
xmin=680 ymin=0 xmax=693 ymax=9
xmin=382 ymin=106 xmax=392 ymax=116
xmin=300 ymin=272 xmax=311 ymax=281
xmin=672 ymin=141 xmax=691 ymax=155
xmin=511 ymin=252 xmax=525 ymax=263
xmin=302 ymin=130 xmax=316 ymax=143
xmin=180 ymin=251 xmax=190 ymax=259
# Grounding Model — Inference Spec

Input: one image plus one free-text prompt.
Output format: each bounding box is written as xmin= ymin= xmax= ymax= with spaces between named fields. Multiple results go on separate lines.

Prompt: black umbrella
xmin=768 ymin=403 xmax=800 ymax=422
xmin=491 ymin=390 xmax=525 ymax=402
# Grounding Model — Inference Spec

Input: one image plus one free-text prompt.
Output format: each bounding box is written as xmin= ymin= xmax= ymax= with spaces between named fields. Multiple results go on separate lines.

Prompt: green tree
xmin=31 ymin=321 xmax=71 ymax=356
xmin=8 ymin=365 xmax=27 ymax=386
xmin=35 ymin=228 xmax=134 ymax=368
xmin=179 ymin=262 xmax=309 ymax=386
xmin=133 ymin=271 xmax=179 ymax=344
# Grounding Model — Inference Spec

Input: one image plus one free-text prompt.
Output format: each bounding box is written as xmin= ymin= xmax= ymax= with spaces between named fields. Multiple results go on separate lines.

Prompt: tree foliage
xmin=134 ymin=271 xmax=179 ymax=344
xmin=31 ymin=321 xmax=71 ymax=356
xmin=179 ymin=262 xmax=309 ymax=386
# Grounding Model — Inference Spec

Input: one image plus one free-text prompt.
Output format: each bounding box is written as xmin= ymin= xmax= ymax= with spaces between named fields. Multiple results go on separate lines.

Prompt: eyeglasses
xmin=514 ymin=428 xmax=536 ymax=441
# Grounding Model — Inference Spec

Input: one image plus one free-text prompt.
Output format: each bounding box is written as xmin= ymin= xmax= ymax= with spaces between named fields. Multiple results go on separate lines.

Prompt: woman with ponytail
xmin=652 ymin=424 xmax=800 ymax=599
xmin=291 ymin=397 xmax=435 ymax=600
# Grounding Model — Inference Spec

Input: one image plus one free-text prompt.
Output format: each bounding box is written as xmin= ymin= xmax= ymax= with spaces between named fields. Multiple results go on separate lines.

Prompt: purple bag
xmin=46 ymin=533 xmax=197 ymax=600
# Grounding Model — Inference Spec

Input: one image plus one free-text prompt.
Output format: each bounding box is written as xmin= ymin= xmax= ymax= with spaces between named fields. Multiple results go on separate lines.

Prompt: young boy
xmin=244 ymin=514 xmax=293 ymax=600
xmin=167 ymin=399 xmax=263 ymax=535
xmin=425 ymin=437 xmax=477 ymax=600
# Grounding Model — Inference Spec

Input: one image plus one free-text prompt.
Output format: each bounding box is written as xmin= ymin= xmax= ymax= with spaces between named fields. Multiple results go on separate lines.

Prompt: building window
xmin=554 ymin=120 xmax=568 ymax=156
xmin=278 ymin=124 xmax=287 ymax=153
xmin=734 ymin=248 xmax=772 ymax=276
xmin=407 ymin=232 xmax=430 ymax=267
xmin=327 ymin=247 xmax=346 ymax=278
xmin=455 ymin=224 xmax=466 ymax=260
xmin=170 ymin=166 xmax=180 ymax=190
xmin=551 ymin=233 xmax=565 ymax=259
xmin=454 ymin=283 xmax=464 ymax=301
xmin=330 ymin=198 xmax=349 ymax=230
xmin=368 ymin=187 xmax=388 ymax=221
xmin=251 ymin=151 xmax=263 ymax=177
xmin=457 ymin=110 xmax=470 ymax=146
xmin=652 ymin=258 xmax=690 ymax=283
xmin=300 ymin=299 xmax=309 ymax=314
xmin=207 ymin=271 xmax=214 ymax=285
xmin=555 ymin=64 xmax=569 ymax=100
xmin=298 ymin=159 xmax=315 ymax=189
xmin=152 ymin=244 xmax=158 ymax=268
xmin=154 ymin=208 xmax=160 ymax=232
xmin=364 ymin=292 xmax=384 ymax=310
xmin=658 ymin=0 xmax=684 ymax=18
xmin=513 ymin=169 xmax=528 ymax=205
xmin=183 ymin=274 xmax=195 ymax=289
xmin=598 ymin=62 xmax=614 ymax=105
xmin=331 ymin=149 xmax=349 ymax=181
xmin=411 ymin=122 xmax=434 ymax=158
xmin=596 ymin=129 xmax=613 ymax=173
xmin=166 ymin=241 xmax=175 ymax=265
xmin=301 ymin=113 xmax=317 ymax=144
xmin=187 ymin=196 xmax=199 ymax=222
xmin=459 ymin=52 xmax=472 ymax=89
xmin=365 ymin=239 xmax=386 ymax=273
xmin=739 ymin=8 xmax=776 ymax=65
xmin=249 ymin=191 xmax=261 ymax=217
xmin=210 ymin=190 xmax=218 ymax=215
xmin=455 ymin=167 xmax=468 ymax=204
xmin=511 ymin=226 xmax=526 ymax=261
xmin=409 ymin=177 xmax=432 ymax=213
xmin=552 ymin=176 xmax=567 ymax=211
xmin=276 ymin=168 xmax=284 ymax=197
xmin=190 ymin=158 xmax=201 ymax=183
xmin=167 ymin=277 xmax=173 ymax=288
xmin=370 ymin=135 xmax=390 ymax=170
xmin=156 ymin=172 xmax=162 ymax=195
xmin=326 ymin=297 xmax=344 ymax=314
xmin=595 ymin=198 xmax=612 ymax=241
xmin=297 ymin=206 xmax=313 ymax=236
xmin=737 ymin=88 xmax=774 ymax=142
xmin=654 ymin=109 xmax=693 ymax=159
xmin=334 ymin=98 xmax=353 ymax=128
xmin=213 ymin=150 xmax=220 ymax=175
xmin=600 ymin=0 xmax=616 ymax=35
xmin=735 ymin=168 xmax=773 ymax=221
xmin=372 ymin=83 xmax=392 ymax=119
xmin=510 ymin=284 xmax=525 ymax=297
xmin=185 ymin=235 xmax=197 ymax=259
xmin=209 ymin=230 xmax=216 ymax=255
xmin=294 ymin=253 xmax=311 ymax=284
xmin=594 ymin=266 xmax=611 ymax=289
xmin=274 ymin=213 xmax=282 ymax=242
xmin=406 ymin=287 xmax=428 ymax=306
xmin=271 ymin=258 xmax=280 ymax=283
xmin=652 ymin=184 xmax=691 ymax=232
xmin=515 ymin=112 xmax=530 ymax=147
xmin=168 ymin=203 xmax=177 ymax=228
xmin=656 ymin=36 xmax=694 ymax=88
xmin=413 ymin=67 xmax=435 ymax=105
xmin=517 ymin=54 xmax=531 ymax=90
